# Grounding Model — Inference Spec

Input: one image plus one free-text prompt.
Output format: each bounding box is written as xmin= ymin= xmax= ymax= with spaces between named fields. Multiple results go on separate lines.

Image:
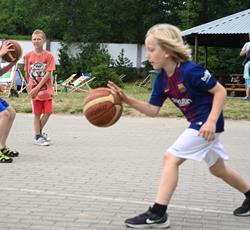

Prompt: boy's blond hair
xmin=32 ymin=29 xmax=46 ymax=40
xmin=146 ymin=24 xmax=192 ymax=62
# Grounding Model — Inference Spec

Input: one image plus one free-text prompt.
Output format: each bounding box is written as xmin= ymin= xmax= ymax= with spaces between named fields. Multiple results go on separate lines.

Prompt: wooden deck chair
xmin=135 ymin=74 xmax=151 ymax=88
xmin=60 ymin=73 xmax=77 ymax=92
xmin=119 ymin=74 xmax=126 ymax=81
xmin=61 ymin=74 xmax=77 ymax=86
xmin=0 ymin=62 xmax=17 ymax=97
xmin=15 ymin=68 xmax=27 ymax=94
xmin=52 ymin=73 xmax=58 ymax=95
xmin=70 ymin=75 xmax=96 ymax=92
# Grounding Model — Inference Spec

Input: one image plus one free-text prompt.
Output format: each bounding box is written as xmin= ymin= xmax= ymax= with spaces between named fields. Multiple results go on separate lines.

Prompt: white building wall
xmin=1 ymin=40 xmax=147 ymax=68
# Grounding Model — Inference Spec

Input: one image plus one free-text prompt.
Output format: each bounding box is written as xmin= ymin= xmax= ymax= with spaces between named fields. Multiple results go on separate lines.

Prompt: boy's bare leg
xmin=247 ymin=87 xmax=250 ymax=98
xmin=40 ymin=113 xmax=51 ymax=130
xmin=0 ymin=107 xmax=16 ymax=149
xmin=34 ymin=114 xmax=42 ymax=135
xmin=34 ymin=113 xmax=50 ymax=146
xmin=209 ymin=158 xmax=250 ymax=193
xmin=210 ymin=158 xmax=250 ymax=216
xmin=155 ymin=153 xmax=186 ymax=204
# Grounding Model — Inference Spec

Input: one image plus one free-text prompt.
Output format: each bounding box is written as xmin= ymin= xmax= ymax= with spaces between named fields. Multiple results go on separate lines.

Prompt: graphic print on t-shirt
xmin=29 ymin=62 xmax=47 ymax=90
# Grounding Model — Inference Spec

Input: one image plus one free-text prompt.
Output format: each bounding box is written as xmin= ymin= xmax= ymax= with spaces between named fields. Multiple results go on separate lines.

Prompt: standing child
xmin=240 ymin=32 xmax=250 ymax=100
xmin=108 ymin=24 xmax=250 ymax=229
xmin=0 ymin=42 xmax=19 ymax=162
xmin=24 ymin=29 xmax=56 ymax=146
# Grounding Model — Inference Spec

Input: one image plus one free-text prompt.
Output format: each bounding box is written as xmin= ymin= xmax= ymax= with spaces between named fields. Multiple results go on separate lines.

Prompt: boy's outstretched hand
xmin=107 ymin=81 xmax=129 ymax=103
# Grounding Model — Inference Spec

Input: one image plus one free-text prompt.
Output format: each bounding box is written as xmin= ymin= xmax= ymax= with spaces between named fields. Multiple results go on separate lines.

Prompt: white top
xmin=241 ymin=41 xmax=250 ymax=52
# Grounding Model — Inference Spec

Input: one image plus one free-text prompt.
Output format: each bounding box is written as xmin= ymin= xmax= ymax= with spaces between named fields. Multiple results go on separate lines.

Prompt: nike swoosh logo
xmin=195 ymin=121 xmax=203 ymax=126
xmin=146 ymin=218 xmax=162 ymax=224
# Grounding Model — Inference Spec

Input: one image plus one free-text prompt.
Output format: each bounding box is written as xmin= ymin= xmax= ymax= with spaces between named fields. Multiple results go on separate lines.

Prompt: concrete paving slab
xmin=1 ymin=114 xmax=250 ymax=230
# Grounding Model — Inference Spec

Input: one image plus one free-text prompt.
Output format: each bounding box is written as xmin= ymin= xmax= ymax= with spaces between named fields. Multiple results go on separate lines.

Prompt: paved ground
xmin=1 ymin=114 xmax=250 ymax=230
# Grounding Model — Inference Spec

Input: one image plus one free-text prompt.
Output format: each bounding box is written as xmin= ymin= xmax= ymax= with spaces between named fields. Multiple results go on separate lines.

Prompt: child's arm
xmin=199 ymin=82 xmax=227 ymax=141
xmin=28 ymin=71 xmax=52 ymax=98
xmin=108 ymin=80 xmax=160 ymax=117
xmin=240 ymin=44 xmax=249 ymax=57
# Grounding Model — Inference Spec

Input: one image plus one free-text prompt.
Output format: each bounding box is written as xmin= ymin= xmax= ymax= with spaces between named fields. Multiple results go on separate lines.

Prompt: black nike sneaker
xmin=234 ymin=198 xmax=250 ymax=216
xmin=125 ymin=207 xmax=170 ymax=229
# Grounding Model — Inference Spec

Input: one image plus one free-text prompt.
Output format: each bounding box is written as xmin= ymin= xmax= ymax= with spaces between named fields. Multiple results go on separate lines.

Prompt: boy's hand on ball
xmin=107 ymin=81 xmax=129 ymax=103
xmin=0 ymin=42 xmax=14 ymax=57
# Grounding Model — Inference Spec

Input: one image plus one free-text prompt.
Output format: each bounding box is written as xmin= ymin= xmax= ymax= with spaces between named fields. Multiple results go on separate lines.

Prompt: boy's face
xmin=145 ymin=35 xmax=168 ymax=70
xmin=32 ymin=33 xmax=45 ymax=50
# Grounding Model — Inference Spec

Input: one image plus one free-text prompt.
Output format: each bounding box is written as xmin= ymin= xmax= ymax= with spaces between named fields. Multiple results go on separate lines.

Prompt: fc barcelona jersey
xmin=149 ymin=61 xmax=224 ymax=132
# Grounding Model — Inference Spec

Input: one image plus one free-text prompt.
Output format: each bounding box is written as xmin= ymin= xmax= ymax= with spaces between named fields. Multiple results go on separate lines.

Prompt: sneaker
xmin=42 ymin=132 xmax=51 ymax=142
xmin=125 ymin=207 xmax=170 ymax=229
xmin=242 ymin=96 xmax=250 ymax=100
xmin=233 ymin=198 xmax=250 ymax=216
xmin=34 ymin=136 xmax=50 ymax=146
xmin=1 ymin=147 xmax=19 ymax=157
xmin=0 ymin=151 xmax=13 ymax=163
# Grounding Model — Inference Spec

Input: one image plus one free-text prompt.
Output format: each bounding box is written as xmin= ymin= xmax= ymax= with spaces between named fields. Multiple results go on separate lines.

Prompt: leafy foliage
xmin=90 ymin=64 xmax=124 ymax=88
xmin=0 ymin=0 xmax=248 ymax=78
xmin=56 ymin=43 xmax=110 ymax=80
xmin=111 ymin=48 xmax=139 ymax=82
xmin=56 ymin=43 xmax=74 ymax=81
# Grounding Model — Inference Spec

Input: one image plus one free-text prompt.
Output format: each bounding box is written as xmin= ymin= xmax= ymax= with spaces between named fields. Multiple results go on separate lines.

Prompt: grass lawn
xmin=2 ymin=83 xmax=250 ymax=120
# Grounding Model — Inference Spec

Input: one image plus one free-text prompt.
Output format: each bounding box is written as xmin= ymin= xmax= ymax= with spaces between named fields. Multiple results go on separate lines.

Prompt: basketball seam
xmin=7 ymin=53 xmax=16 ymax=62
xmin=83 ymin=94 xmax=115 ymax=113
xmin=104 ymin=105 xmax=122 ymax=127
xmin=86 ymin=105 xmax=115 ymax=126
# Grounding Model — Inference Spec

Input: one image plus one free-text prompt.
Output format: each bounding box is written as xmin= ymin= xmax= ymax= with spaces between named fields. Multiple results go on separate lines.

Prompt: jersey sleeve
xmin=187 ymin=65 xmax=217 ymax=92
xmin=149 ymin=70 xmax=168 ymax=107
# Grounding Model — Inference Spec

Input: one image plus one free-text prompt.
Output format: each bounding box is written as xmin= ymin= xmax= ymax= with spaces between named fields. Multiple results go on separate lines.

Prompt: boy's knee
xmin=209 ymin=165 xmax=225 ymax=178
xmin=0 ymin=109 xmax=11 ymax=120
xmin=163 ymin=152 xmax=185 ymax=167
xmin=9 ymin=107 xmax=16 ymax=118
xmin=6 ymin=108 xmax=16 ymax=121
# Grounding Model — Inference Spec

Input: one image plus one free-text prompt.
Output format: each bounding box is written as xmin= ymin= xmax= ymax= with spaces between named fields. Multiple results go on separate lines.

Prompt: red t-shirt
xmin=24 ymin=50 xmax=56 ymax=101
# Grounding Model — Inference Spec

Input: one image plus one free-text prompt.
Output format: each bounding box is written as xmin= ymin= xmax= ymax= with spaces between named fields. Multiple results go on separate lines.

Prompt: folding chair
xmin=52 ymin=73 xmax=58 ymax=95
xmin=61 ymin=74 xmax=77 ymax=86
xmin=0 ymin=62 xmax=17 ymax=97
xmin=70 ymin=75 xmax=96 ymax=92
xmin=135 ymin=74 xmax=151 ymax=88
xmin=60 ymin=73 xmax=77 ymax=92
xmin=60 ymin=73 xmax=95 ymax=93
xmin=119 ymin=74 xmax=126 ymax=81
xmin=15 ymin=69 xmax=27 ymax=94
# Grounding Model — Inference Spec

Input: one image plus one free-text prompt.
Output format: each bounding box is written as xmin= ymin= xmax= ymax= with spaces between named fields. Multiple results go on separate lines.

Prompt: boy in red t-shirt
xmin=24 ymin=29 xmax=56 ymax=146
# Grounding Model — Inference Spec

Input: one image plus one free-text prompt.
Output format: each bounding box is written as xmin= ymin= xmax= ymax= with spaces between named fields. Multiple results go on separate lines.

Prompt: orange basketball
xmin=83 ymin=87 xmax=123 ymax=127
xmin=2 ymin=40 xmax=22 ymax=62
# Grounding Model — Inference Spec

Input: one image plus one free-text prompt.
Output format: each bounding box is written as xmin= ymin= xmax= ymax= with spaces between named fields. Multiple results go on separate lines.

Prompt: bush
xmin=56 ymin=43 xmax=112 ymax=81
xmin=55 ymin=43 xmax=74 ymax=81
xmin=90 ymin=64 xmax=124 ymax=88
xmin=73 ymin=43 xmax=111 ymax=74
xmin=111 ymin=48 xmax=140 ymax=82
xmin=198 ymin=47 xmax=242 ymax=74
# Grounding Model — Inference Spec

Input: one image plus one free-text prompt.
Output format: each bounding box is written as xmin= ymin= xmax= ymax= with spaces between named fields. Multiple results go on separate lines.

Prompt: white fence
xmin=1 ymin=40 xmax=147 ymax=68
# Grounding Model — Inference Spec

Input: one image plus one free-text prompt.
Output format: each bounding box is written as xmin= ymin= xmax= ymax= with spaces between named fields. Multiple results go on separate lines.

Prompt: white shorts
xmin=167 ymin=128 xmax=229 ymax=167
